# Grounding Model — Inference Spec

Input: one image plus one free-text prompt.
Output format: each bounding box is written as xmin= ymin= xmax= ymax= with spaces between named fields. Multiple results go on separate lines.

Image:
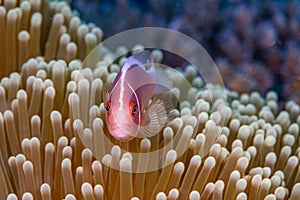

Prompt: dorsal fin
xmin=122 ymin=51 xmax=155 ymax=73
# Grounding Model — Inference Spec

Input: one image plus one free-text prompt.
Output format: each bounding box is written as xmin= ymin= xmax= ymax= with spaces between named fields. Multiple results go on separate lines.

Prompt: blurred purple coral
xmin=255 ymin=21 xmax=277 ymax=49
xmin=217 ymin=59 xmax=273 ymax=94
xmin=281 ymin=44 xmax=300 ymax=104
xmin=233 ymin=3 xmax=257 ymax=40
xmin=217 ymin=28 xmax=251 ymax=64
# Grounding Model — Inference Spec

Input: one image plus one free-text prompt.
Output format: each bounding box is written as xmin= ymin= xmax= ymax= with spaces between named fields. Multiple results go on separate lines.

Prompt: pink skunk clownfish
xmin=104 ymin=51 xmax=174 ymax=141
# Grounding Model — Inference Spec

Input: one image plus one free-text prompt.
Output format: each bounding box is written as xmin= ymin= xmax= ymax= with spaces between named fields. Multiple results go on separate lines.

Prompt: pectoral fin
xmin=138 ymin=91 xmax=177 ymax=138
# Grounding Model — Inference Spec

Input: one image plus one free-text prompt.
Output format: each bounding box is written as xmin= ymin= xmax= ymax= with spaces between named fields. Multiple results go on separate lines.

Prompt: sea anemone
xmin=0 ymin=0 xmax=103 ymax=78
xmin=1 ymin=1 xmax=300 ymax=200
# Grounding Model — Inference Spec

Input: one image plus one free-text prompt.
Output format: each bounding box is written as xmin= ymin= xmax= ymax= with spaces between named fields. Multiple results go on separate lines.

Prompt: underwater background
xmin=1 ymin=0 xmax=300 ymax=199
xmin=72 ymin=0 xmax=300 ymax=104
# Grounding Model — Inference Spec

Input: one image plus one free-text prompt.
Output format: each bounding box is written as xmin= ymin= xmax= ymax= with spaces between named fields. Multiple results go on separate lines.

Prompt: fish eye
xmin=105 ymin=102 xmax=111 ymax=114
xmin=132 ymin=104 xmax=138 ymax=115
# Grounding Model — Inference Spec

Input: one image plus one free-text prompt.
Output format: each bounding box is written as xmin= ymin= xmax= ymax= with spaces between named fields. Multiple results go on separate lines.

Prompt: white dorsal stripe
xmin=118 ymin=71 xmax=126 ymax=111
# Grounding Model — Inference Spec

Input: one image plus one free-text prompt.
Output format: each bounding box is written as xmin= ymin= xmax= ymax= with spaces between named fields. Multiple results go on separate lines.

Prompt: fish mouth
xmin=109 ymin=124 xmax=139 ymax=141
xmin=110 ymin=123 xmax=136 ymax=132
